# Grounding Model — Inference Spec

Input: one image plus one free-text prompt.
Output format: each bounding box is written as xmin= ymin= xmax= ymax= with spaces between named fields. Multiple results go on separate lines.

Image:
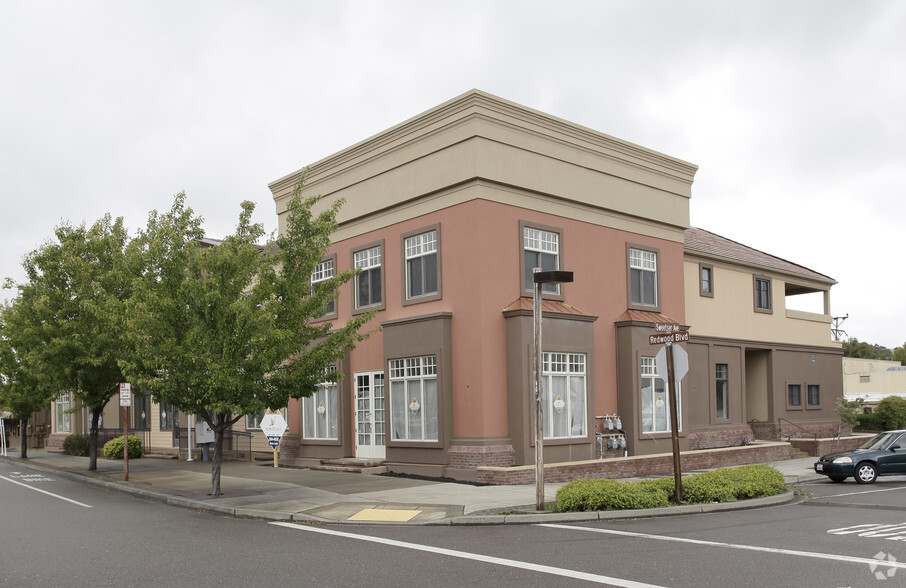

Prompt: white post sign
xmin=119 ymin=383 xmax=132 ymax=407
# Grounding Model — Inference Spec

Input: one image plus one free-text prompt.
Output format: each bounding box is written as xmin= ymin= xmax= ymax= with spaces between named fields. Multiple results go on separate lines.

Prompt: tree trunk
xmin=19 ymin=417 xmax=28 ymax=459
xmin=210 ymin=419 xmax=224 ymax=497
xmin=88 ymin=409 xmax=101 ymax=471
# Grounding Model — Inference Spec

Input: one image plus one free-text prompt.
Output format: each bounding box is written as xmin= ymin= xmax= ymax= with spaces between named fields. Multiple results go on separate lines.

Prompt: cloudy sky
xmin=1 ymin=1 xmax=903 ymax=348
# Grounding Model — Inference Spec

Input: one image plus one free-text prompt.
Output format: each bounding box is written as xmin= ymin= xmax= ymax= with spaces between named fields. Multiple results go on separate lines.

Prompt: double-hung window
xmin=404 ymin=229 xmax=438 ymax=300
xmin=523 ymin=226 xmax=560 ymax=295
xmin=641 ymin=357 xmax=680 ymax=433
xmin=788 ymin=384 xmax=802 ymax=407
xmin=700 ymin=264 xmax=714 ymax=297
xmin=541 ymin=352 xmax=587 ymax=438
xmin=303 ymin=366 xmax=339 ymax=440
xmin=629 ymin=247 xmax=658 ymax=308
xmin=354 ymin=244 xmax=383 ymax=310
xmin=311 ymin=257 xmax=336 ymax=318
xmin=389 ymin=356 xmax=438 ymax=442
xmin=807 ymin=384 xmax=820 ymax=407
xmin=715 ymin=364 xmax=729 ymax=420
xmin=754 ymin=276 xmax=772 ymax=312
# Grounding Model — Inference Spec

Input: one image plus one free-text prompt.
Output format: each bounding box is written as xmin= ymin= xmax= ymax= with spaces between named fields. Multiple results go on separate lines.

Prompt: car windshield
xmin=858 ymin=432 xmax=897 ymax=451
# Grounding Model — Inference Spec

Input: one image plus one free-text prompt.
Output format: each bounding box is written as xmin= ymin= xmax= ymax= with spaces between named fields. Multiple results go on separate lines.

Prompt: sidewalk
xmin=0 ymin=449 xmax=817 ymax=525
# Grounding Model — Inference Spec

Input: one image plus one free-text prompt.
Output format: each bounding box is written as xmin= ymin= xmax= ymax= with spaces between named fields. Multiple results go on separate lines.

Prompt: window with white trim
xmin=303 ymin=366 xmax=339 ymax=440
xmin=541 ymin=352 xmax=587 ymax=438
xmin=630 ymin=248 xmax=658 ymax=307
xmin=641 ymin=356 xmax=681 ymax=433
xmin=247 ymin=408 xmax=288 ymax=431
xmin=405 ymin=230 xmax=438 ymax=299
xmin=354 ymin=245 xmax=382 ymax=309
xmin=524 ymin=226 xmax=559 ymax=294
xmin=55 ymin=393 xmax=71 ymax=433
xmin=311 ymin=258 xmax=335 ymax=317
xmin=389 ymin=356 xmax=438 ymax=442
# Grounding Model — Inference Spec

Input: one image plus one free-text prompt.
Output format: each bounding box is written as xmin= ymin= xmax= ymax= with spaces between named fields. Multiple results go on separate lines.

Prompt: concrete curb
xmin=1 ymin=455 xmax=798 ymax=526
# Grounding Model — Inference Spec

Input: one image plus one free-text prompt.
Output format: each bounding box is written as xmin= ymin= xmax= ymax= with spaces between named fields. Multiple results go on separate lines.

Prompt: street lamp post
xmin=532 ymin=267 xmax=574 ymax=511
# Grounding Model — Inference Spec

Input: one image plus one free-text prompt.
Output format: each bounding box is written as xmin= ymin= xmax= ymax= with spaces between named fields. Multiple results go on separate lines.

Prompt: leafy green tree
xmin=0 ymin=296 xmax=58 ymax=459
xmin=835 ymin=396 xmax=862 ymax=430
xmin=11 ymin=215 xmax=133 ymax=470
xmin=124 ymin=187 xmax=375 ymax=496
xmin=843 ymin=338 xmax=880 ymax=359
xmin=892 ymin=344 xmax=906 ymax=366
xmin=877 ymin=396 xmax=906 ymax=430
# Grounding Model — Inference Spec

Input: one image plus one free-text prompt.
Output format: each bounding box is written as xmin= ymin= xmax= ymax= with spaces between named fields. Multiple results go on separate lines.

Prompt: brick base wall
xmin=688 ymin=427 xmax=755 ymax=450
xmin=790 ymin=434 xmax=872 ymax=457
xmin=45 ymin=433 xmax=70 ymax=452
xmin=476 ymin=441 xmax=791 ymax=485
xmin=448 ymin=444 xmax=516 ymax=469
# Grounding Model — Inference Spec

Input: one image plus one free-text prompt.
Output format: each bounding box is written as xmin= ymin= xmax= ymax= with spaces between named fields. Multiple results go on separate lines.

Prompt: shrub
xmin=102 ymin=435 xmax=143 ymax=460
xmin=61 ymin=434 xmax=90 ymax=457
xmin=877 ymin=396 xmax=906 ymax=429
xmin=555 ymin=465 xmax=785 ymax=512
xmin=855 ymin=412 xmax=885 ymax=432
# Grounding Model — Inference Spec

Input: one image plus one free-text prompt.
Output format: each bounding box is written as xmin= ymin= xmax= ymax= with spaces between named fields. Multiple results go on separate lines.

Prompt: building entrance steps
xmin=310 ymin=458 xmax=389 ymax=474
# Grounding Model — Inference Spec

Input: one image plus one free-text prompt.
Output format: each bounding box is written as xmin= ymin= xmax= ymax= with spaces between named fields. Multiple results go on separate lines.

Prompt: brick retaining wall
xmin=476 ymin=441 xmax=791 ymax=485
xmin=789 ymin=434 xmax=872 ymax=457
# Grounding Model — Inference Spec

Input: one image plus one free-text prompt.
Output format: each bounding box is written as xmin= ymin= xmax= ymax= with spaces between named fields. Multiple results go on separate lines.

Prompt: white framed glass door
xmin=355 ymin=371 xmax=386 ymax=459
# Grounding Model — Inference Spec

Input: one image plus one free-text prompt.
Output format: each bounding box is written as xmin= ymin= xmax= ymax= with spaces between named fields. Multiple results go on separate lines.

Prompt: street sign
xmin=649 ymin=331 xmax=689 ymax=345
xmin=119 ymin=383 xmax=131 ymax=407
xmin=655 ymin=344 xmax=689 ymax=381
xmin=260 ymin=412 xmax=287 ymax=449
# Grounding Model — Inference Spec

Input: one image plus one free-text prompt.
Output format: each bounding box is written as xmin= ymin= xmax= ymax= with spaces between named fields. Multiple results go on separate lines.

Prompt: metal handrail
xmin=748 ymin=418 xmax=782 ymax=440
xmin=777 ymin=418 xmax=818 ymax=443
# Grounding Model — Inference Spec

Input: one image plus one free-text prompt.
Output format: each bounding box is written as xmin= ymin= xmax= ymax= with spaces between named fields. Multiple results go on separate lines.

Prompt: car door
xmin=877 ymin=433 xmax=906 ymax=475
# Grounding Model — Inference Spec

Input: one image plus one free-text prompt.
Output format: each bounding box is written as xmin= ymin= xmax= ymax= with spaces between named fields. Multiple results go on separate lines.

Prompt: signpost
xmin=259 ymin=412 xmax=288 ymax=468
xmin=650 ymin=324 xmax=688 ymax=503
xmin=119 ymin=383 xmax=131 ymax=481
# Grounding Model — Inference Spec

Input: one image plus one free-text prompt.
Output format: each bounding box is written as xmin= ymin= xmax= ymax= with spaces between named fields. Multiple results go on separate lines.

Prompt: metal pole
xmin=533 ymin=268 xmax=545 ymax=511
xmin=123 ymin=405 xmax=129 ymax=482
xmin=186 ymin=413 xmax=194 ymax=462
xmin=666 ymin=342 xmax=683 ymax=503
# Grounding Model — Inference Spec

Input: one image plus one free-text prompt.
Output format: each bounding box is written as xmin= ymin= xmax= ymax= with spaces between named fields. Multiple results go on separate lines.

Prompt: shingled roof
xmin=685 ymin=227 xmax=835 ymax=284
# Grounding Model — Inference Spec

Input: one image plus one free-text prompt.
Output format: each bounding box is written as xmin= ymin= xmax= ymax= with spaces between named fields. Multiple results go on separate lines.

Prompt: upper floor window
xmin=311 ymin=257 xmax=336 ymax=318
xmin=754 ymin=276 xmax=772 ymax=313
xmin=629 ymin=247 xmax=658 ymax=308
xmin=700 ymin=264 xmax=714 ymax=298
xmin=523 ymin=225 xmax=560 ymax=295
xmin=404 ymin=228 xmax=439 ymax=302
xmin=353 ymin=242 xmax=384 ymax=312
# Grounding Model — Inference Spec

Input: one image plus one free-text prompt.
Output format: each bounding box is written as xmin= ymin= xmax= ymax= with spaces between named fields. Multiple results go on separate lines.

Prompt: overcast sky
xmin=1 ymin=1 xmax=903 ymax=348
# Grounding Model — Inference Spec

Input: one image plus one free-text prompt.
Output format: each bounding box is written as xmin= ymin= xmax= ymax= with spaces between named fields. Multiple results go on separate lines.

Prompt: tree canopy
xmin=124 ymin=186 xmax=375 ymax=495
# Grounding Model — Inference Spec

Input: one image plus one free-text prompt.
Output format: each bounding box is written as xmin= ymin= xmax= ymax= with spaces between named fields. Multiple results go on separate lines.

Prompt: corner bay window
xmin=541 ymin=352 xmax=587 ymax=438
xmin=630 ymin=248 xmax=658 ymax=307
xmin=303 ymin=366 xmax=338 ymax=440
xmin=389 ymin=356 xmax=437 ymax=442
xmin=524 ymin=226 xmax=559 ymax=294
xmin=641 ymin=356 xmax=681 ymax=433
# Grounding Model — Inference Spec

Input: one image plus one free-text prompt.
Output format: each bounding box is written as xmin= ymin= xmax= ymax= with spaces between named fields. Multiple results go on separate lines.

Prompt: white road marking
xmin=0 ymin=474 xmax=92 ymax=508
xmin=819 ymin=485 xmax=906 ymax=498
xmin=271 ymin=521 xmax=665 ymax=587
xmin=541 ymin=523 xmax=906 ymax=570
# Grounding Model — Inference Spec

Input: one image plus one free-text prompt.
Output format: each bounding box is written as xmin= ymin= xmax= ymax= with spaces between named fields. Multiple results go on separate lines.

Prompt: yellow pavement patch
xmin=347 ymin=507 xmax=423 ymax=522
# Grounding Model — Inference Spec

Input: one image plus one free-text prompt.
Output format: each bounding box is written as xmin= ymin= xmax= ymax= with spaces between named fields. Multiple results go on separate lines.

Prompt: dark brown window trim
xmin=351 ymin=239 xmax=386 ymax=315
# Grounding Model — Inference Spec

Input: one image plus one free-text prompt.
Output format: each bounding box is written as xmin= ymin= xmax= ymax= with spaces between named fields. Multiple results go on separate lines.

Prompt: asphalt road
xmin=3 ymin=459 xmax=906 ymax=587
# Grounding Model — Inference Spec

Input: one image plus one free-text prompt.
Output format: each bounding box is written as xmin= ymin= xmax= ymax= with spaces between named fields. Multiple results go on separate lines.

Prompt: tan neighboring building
xmin=843 ymin=357 xmax=906 ymax=411
xmin=684 ymin=228 xmax=843 ymax=443
xmin=268 ymin=90 xmax=844 ymax=480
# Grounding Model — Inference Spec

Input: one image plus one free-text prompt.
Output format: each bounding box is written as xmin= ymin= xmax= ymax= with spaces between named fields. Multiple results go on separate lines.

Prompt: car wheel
xmin=855 ymin=462 xmax=878 ymax=484
xmin=828 ymin=475 xmax=846 ymax=483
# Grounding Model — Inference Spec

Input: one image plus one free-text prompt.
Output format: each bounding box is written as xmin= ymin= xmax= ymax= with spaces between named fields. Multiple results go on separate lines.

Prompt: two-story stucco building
xmin=266 ymin=90 xmax=843 ymax=480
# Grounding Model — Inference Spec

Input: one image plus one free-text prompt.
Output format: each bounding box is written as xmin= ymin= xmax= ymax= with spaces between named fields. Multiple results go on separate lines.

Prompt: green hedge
xmin=855 ymin=412 xmax=885 ymax=432
xmin=102 ymin=435 xmax=143 ymax=460
xmin=61 ymin=434 xmax=90 ymax=457
xmin=556 ymin=465 xmax=785 ymax=512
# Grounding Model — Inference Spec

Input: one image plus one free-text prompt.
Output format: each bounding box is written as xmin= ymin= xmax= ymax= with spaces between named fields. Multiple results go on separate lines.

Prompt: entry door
xmin=355 ymin=371 xmax=386 ymax=459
